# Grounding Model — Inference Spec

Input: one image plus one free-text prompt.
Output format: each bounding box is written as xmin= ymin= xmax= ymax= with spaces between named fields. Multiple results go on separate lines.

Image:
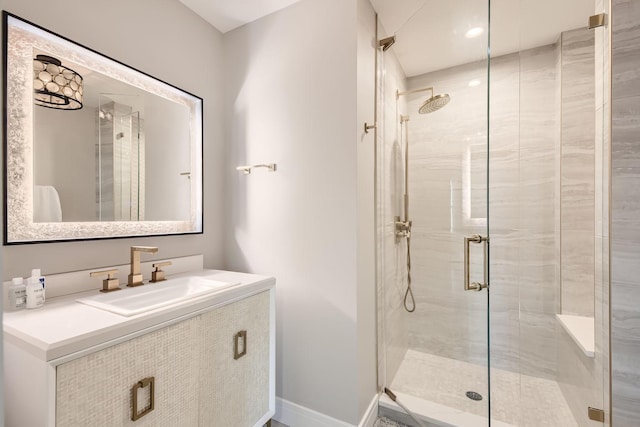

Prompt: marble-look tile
xmin=559 ymin=28 xmax=596 ymax=319
xmin=557 ymin=320 xmax=606 ymax=427
xmin=611 ymin=282 xmax=640 ymax=426
xmin=379 ymin=18 xmax=611 ymax=425
xmin=610 ymin=170 xmax=640 ymax=229
xmin=385 ymin=42 xmax=561 ymax=380
xmin=610 ymin=97 xmax=640 ymax=170
xmin=611 ymin=0 xmax=640 ymax=51
xmin=610 ymin=173 xmax=640 ymax=295
xmin=517 ymin=312 xmax=558 ymax=379
xmin=561 ymin=230 xmax=595 ymax=316
xmin=610 ymin=235 xmax=640 ymax=286
xmin=518 ymin=44 xmax=559 ymax=152
xmin=611 ymin=0 xmax=640 ymax=423
xmin=611 ymin=49 xmax=640 ymax=100
xmin=378 ymin=47 xmax=410 ymax=385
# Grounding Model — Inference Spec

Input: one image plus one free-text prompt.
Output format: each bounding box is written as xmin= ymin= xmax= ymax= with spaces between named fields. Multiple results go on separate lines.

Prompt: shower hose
xmin=403 ymin=234 xmax=416 ymax=312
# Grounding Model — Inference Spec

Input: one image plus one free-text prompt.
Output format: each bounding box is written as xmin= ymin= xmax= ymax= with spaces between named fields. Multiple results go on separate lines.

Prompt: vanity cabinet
xmin=4 ymin=280 xmax=274 ymax=427
xmin=56 ymin=316 xmax=200 ymax=426
xmin=198 ymin=290 xmax=271 ymax=426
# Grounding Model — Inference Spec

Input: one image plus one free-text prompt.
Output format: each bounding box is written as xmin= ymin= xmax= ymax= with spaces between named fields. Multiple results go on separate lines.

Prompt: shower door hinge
xmin=588 ymin=13 xmax=607 ymax=29
xmin=588 ymin=407 xmax=605 ymax=422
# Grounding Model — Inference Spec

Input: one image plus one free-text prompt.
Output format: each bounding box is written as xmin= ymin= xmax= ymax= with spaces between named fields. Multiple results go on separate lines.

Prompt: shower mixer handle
xmin=464 ymin=234 xmax=489 ymax=292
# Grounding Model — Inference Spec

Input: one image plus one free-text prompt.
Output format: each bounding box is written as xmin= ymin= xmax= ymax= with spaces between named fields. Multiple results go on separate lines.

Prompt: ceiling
xmin=371 ymin=0 xmax=594 ymax=77
xmin=178 ymin=0 xmax=304 ymax=33
xmin=179 ymin=0 xmax=594 ymax=77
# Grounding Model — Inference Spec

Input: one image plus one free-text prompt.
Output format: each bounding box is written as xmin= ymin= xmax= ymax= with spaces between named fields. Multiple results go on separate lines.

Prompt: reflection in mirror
xmin=4 ymin=12 xmax=202 ymax=243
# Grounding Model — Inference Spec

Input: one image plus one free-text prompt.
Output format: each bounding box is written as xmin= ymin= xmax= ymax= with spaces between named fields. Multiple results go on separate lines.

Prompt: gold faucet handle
xmin=151 ymin=261 xmax=172 ymax=283
xmin=90 ymin=269 xmax=121 ymax=293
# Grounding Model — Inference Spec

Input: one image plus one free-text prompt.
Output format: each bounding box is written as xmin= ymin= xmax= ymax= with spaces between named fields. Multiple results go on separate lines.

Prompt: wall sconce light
xmin=33 ymin=54 xmax=83 ymax=110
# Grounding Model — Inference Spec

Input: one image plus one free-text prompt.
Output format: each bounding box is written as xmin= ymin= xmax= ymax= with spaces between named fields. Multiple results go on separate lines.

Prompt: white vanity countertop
xmin=3 ymin=269 xmax=275 ymax=362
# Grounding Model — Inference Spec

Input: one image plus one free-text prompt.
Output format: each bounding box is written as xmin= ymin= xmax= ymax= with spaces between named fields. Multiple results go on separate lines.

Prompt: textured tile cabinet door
xmin=56 ymin=317 xmax=200 ymax=426
xmin=198 ymin=291 xmax=271 ymax=426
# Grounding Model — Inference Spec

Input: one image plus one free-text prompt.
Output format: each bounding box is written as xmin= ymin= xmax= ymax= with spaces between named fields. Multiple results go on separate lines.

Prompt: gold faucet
xmin=128 ymin=246 xmax=159 ymax=287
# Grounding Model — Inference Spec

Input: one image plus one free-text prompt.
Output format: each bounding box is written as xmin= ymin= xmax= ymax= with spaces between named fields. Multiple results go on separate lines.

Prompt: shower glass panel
xmin=375 ymin=0 xmax=491 ymax=424
xmin=375 ymin=0 xmax=610 ymax=425
xmin=490 ymin=0 xmax=610 ymax=425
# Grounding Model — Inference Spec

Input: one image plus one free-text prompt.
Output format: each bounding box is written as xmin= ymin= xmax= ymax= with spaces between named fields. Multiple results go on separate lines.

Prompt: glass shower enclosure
xmin=374 ymin=0 xmax=610 ymax=425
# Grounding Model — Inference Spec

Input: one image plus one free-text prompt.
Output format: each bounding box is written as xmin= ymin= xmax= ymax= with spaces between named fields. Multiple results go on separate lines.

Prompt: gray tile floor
xmin=390 ymin=350 xmax=577 ymax=427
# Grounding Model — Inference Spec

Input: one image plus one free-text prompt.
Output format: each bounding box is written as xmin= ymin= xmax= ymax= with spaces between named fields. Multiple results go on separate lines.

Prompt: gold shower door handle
xmin=464 ymin=234 xmax=488 ymax=291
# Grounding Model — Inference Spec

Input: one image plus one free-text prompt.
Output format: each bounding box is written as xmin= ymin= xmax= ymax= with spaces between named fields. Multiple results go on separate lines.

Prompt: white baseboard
xmin=359 ymin=394 xmax=379 ymax=427
xmin=275 ymin=394 xmax=378 ymax=427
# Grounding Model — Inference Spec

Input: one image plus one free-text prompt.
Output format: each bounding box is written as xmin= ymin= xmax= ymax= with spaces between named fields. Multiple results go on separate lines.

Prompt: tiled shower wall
xmin=556 ymin=25 xmax=609 ymax=427
xmin=377 ymin=45 xmax=409 ymax=386
xmin=380 ymin=27 xmax=607 ymax=387
xmin=560 ymin=28 xmax=596 ymax=318
xmin=402 ymin=57 xmax=494 ymax=368
xmin=376 ymin=1 xmax=640 ymax=424
xmin=401 ymin=43 xmax=559 ymax=378
xmin=611 ymin=0 xmax=640 ymax=425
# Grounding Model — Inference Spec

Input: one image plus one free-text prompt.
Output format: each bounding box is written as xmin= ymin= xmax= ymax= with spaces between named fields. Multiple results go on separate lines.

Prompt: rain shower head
xmin=418 ymin=93 xmax=450 ymax=114
xmin=397 ymin=86 xmax=451 ymax=114
xmin=379 ymin=35 xmax=396 ymax=51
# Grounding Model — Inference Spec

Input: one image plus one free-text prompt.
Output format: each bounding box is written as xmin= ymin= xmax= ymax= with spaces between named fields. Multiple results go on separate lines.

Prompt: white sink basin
xmin=76 ymin=276 xmax=237 ymax=316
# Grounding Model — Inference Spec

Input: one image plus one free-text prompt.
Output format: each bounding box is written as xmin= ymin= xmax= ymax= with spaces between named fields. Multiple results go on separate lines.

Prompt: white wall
xmin=2 ymin=0 xmax=380 ymax=423
xmin=223 ymin=0 xmax=377 ymax=423
xmin=1 ymin=0 xmax=225 ymax=279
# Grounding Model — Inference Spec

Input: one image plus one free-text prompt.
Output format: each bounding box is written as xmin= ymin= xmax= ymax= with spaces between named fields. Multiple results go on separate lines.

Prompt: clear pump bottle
xmin=8 ymin=277 xmax=26 ymax=310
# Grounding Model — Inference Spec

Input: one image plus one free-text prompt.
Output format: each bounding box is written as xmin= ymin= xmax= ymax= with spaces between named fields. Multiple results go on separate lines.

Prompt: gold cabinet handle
xmin=131 ymin=377 xmax=155 ymax=421
xmin=234 ymin=330 xmax=247 ymax=360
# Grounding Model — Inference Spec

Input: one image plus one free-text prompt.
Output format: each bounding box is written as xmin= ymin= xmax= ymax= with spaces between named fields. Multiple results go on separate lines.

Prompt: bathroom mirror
xmin=3 ymin=12 xmax=203 ymax=243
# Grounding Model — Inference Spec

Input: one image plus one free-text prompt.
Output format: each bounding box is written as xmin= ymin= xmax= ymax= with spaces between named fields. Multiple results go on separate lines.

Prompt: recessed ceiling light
xmin=465 ymin=27 xmax=484 ymax=39
xmin=468 ymin=79 xmax=481 ymax=87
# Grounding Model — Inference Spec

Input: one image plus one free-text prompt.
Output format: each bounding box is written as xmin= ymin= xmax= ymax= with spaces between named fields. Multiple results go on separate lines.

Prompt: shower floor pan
xmin=382 ymin=350 xmax=577 ymax=427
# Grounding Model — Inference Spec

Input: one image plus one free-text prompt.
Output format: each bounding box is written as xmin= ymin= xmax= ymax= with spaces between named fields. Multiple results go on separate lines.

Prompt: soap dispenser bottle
xmin=31 ymin=268 xmax=45 ymax=302
xmin=8 ymin=277 xmax=26 ymax=311
xmin=26 ymin=276 xmax=45 ymax=309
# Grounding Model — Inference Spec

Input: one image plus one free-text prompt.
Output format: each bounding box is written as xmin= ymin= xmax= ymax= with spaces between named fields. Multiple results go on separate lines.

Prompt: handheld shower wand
xmin=395 ymin=87 xmax=451 ymax=313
